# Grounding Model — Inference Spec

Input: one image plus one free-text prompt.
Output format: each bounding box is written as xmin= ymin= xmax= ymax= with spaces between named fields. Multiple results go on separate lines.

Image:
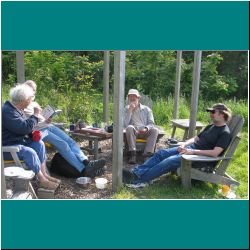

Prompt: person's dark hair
xmin=218 ymin=110 xmax=231 ymax=122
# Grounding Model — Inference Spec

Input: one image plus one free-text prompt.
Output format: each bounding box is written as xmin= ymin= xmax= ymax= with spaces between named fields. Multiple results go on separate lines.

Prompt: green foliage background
xmin=2 ymin=50 xmax=248 ymax=126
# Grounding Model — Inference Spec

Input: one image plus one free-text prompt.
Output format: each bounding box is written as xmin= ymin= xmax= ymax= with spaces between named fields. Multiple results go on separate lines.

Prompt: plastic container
xmin=76 ymin=177 xmax=92 ymax=188
xmin=95 ymin=178 xmax=108 ymax=189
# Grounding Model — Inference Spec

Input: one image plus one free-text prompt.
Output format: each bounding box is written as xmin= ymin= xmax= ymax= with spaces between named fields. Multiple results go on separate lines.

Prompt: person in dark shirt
xmin=123 ymin=103 xmax=232 ymax=186
xmin=2 ymin=84 xmax=60 ymax=190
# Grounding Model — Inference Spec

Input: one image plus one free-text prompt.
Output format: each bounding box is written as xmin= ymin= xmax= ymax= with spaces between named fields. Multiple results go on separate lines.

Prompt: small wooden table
xmin=70 ymin=128 xmax=112 ymax=159
xmin=171 ymin=119 xmax=206 ymax=141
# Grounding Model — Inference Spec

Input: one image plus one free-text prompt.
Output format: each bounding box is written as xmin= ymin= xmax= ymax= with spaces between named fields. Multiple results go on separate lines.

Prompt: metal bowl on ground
xmin=76 ymin=177 xmax=92 ymax=188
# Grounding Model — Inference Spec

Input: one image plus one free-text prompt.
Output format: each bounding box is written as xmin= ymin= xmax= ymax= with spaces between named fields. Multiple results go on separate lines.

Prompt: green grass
xmin=113 ymin=175 xmax=226 ymax=199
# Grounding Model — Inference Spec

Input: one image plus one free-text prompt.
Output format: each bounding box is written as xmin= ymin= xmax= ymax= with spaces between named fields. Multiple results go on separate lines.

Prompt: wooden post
xmin=181 ymin=157 xmax=192 ymax=189
xmin=173 ymin=51 xmax=182 ymax=119
xmin=103 ymin=51 xmax=110 ymax=123
xmin=112 ymin=51 xmax=126 ymax=191
xmin=16 ymin=51 xmax=25 ymax=83
xmin=1 ymin=156 xmax=7 ymax=199
xmin=188 ymin=51 xmax=202 ymax=139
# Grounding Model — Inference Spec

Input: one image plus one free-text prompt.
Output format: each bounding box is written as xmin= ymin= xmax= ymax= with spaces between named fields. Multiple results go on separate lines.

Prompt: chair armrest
xmin=155 ymin=125 xmax=165 ymax=135
xmin=181 ymin=154 xmax=231 ymax=162
xmin=2 ymin=146 xmax=21 ymax=153
xmin=2 ymin=146 xmax=23 ymax=167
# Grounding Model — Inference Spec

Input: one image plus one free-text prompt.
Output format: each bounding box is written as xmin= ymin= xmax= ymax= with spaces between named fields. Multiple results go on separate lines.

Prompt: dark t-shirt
xmin=192 ymin=124 xmax=231 ymax=171
xmin=194 ymin=124 xmax=231 ymax=153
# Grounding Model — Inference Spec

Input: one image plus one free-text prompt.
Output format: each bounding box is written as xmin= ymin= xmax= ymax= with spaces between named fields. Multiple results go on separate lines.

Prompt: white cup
xmin=230 ymin=184 xmax=238 ymax=194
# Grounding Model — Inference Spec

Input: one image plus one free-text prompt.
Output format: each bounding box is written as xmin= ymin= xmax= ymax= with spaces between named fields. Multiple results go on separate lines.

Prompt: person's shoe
xmin=38 ymin=180 xmax=59 ymax=190
xmin=126 ymin=183 xmax=149 ymax=188
xmin=46 ymin=175 xmax=61 ymax=184
xmin=82 ymin=158 xmax=106 ymax=178
xmin=128 ymin=151 xmax=137 ymax=164
xmin=142 ymin=152 xmax=154 ymax=157
xmin=122 ymin=168 xmax=138 ymax=184
xmin=142 ymin=152 xmax=154 ymax=161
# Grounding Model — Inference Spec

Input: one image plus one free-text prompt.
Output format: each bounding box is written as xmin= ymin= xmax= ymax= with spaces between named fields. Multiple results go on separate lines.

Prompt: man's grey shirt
xmin=124 ymin=104 xmax=155 ymax=129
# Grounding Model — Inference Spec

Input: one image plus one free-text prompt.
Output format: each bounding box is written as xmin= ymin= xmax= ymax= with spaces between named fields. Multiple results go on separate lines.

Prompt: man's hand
xmin=177 ymin=143 xmax=186 ymax=153
xmin=46 ymin=117 xmax=52 ymax=124
xmin=128 ymin=102 xmax=137 ymax=112
xmin=180 ymin=148 xmax=195 ymax=155
xmin=138 ymin=128 xmax=148 ymax=134
xmin=33 ymin=107 xmax=41 ymax=117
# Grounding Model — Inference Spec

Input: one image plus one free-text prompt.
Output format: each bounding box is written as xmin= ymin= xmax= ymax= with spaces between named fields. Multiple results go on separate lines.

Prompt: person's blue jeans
xmin=132 ymin=144 xmax=196 ymax=184
xmin=4 ymin=141 xmax=46 ymax=174
xmin=41 ymin=126 xmax=87 ymax=172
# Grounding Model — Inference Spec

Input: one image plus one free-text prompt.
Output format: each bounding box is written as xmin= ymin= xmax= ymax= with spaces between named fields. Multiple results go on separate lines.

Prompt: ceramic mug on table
xmin=69 ymin=124 xmax=75 ymax=131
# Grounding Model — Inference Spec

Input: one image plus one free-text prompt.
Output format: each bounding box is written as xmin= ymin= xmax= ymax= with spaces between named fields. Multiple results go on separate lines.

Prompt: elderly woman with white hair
xmin=2 ymin=84 xmax=60 ymax=190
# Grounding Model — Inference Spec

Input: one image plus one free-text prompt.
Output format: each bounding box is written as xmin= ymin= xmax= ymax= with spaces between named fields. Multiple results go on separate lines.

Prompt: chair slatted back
xmin=215 ymin=115 xmax=244 ymax=175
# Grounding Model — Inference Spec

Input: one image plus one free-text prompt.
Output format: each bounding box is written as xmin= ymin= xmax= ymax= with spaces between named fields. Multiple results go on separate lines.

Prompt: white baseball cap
xmin=128 ymin=89 xmax=140 ymax=97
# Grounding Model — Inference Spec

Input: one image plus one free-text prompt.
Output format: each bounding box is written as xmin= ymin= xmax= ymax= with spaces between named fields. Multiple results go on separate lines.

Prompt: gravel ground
xmin=5 ymin=136 xmax=169 ymax=199
xmin=51 ymin=135 xmax=168 ymax=199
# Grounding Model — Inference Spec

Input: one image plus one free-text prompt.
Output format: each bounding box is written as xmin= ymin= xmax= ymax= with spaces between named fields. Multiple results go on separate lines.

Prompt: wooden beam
xmin=103 ymin=51 xmax=110 ymax=123
xmin=188 ymin=51 xmax=202 ymax=139
xmin=112 ymin=51 xmax=126 ymax=191
xmin=16 ymin=51 xmax=25 ymax=83
xmin=173 ymin=51 xmax=182 ymax=119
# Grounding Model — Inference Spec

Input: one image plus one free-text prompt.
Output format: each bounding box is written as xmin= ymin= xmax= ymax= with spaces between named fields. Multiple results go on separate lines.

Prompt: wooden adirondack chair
xmin=179 ymin=115 xmax=244 ymax=189
xmin=2 ymin=146 xmax=38 ymax=199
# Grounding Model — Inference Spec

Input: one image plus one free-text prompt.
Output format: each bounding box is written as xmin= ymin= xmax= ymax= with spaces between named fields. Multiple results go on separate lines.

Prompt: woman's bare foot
xmin=38 ymin=179 xmax=58 ymax=190
xmin=46 ymin=175 xmax=61 ymax=184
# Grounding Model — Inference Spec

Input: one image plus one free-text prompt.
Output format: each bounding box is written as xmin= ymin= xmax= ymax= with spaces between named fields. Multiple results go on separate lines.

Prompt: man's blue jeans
xmin=41 ymin=126 xmax=87 ymax=172
xmin=132 ymin=145 xmax=195 ymax=184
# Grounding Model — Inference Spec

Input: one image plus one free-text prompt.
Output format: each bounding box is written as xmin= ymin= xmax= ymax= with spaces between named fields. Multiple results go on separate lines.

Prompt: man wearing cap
xmin=123 ymin=103 xmax=232 ymax=186
xmin=124 ymin=89 xmax=159 ymax=164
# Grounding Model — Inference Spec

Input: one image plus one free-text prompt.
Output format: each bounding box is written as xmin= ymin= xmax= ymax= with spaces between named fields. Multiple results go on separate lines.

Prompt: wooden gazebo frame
xmin=14 ymin=50 xmax=202 ymax=192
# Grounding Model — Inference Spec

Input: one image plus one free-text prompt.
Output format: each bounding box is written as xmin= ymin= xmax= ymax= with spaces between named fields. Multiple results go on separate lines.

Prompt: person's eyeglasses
xmin=209 ymin=110 xmax=216 ymax=114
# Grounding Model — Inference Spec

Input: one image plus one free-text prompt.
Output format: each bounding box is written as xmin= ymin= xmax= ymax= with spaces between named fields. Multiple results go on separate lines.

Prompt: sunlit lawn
xmin=113 ymin=128 xmax=248 ymax=199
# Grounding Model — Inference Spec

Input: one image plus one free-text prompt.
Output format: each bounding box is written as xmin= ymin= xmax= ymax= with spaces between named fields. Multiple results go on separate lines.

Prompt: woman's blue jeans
xmin=41 ymin=126 xmax=87 ymax=172
xmin=3 ymin=141 xmax=46 ymax=174
xmin=132 ymin=145 xmax=195 ymax=183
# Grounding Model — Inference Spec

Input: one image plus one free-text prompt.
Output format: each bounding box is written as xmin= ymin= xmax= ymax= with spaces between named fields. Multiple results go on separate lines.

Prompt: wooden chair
xmin=2 ymin=146 xmax=38 ymax=199
xmin=124 ymin=94 xmax=165 ymax=154
xmin=179 ymin=115 xmax=244 ymax=189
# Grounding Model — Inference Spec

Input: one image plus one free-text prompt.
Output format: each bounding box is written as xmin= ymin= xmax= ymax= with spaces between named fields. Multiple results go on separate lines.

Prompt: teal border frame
xmin=1 ymin=200 xmax=249 ymax=249
xmin=1 ymin=1 xmax=249 ymax=50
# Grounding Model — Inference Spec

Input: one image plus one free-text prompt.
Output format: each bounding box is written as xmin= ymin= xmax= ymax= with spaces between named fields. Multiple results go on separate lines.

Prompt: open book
xmin=41 ymin=105 xmax=62 ymax=120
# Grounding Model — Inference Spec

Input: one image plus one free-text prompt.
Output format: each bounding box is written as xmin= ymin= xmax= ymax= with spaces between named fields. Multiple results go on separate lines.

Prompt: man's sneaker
xmin=122 ymin=168 xmax=138 ymax=184
xmin=82 ymin=158 xmax=106 ymax=178
xmin=125 ymin=183 xmax=149 ymax=188
xmin=149 ymin=178 xmax=161 ymax=185
xmin=142 ymin=152 xmax=154 ymax=161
